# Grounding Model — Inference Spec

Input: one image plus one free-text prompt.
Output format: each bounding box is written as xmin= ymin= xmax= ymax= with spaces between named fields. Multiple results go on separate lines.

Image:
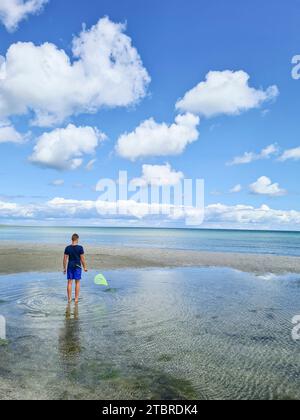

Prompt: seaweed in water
xmin=129 ymin=364 xmax=198 ymax=400
xmin=157 ymin=354 xmax=173 ymax=363
xmin=0 ymin=339 xmax=8 ymax=347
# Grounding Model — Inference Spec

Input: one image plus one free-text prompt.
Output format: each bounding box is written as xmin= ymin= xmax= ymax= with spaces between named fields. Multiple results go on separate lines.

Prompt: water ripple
xmin=0 ymin=268 xmax=300 ymax=400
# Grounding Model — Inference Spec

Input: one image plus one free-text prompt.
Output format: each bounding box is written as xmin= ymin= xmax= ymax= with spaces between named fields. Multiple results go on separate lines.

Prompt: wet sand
xmin=0 ymin=242 xmax=300 ymax=275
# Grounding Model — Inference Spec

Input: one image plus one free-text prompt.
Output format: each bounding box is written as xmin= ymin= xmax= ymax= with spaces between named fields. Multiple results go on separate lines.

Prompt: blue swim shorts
xmin=67 ymin=267 xmax=82 ymax=281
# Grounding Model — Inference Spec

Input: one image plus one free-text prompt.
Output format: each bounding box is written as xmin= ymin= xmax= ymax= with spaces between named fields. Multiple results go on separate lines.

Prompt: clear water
xmin=1 ymin=225 xmax=300 ymax=256
xmin=0 ymin=268 xmax=300 ymax=400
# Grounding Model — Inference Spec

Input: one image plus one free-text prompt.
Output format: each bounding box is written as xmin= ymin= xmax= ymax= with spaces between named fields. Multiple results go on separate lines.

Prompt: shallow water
xmin=0 ymin=268 xmax=300 ymax=400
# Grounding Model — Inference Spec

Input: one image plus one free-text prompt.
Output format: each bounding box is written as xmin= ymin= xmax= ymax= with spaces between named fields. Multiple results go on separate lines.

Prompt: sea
xmin=1 ymin=225 xmax=300 ymax=256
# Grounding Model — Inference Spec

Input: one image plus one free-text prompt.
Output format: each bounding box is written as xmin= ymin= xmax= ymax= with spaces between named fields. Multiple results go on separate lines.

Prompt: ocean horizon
xmin=2 ymin=225 xmax=300 ymax=257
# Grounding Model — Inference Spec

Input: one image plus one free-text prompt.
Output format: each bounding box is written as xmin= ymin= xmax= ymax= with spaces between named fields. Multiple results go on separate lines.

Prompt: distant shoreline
xmin=0 ymin=242 xmax=300 ymax=275
xmin=1 ymin=225 xmax=300 ymax=234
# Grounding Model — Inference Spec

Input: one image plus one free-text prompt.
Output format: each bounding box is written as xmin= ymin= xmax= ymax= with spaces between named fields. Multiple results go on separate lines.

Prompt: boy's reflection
xmin=58 ymin=304 xmax=81 ymax=375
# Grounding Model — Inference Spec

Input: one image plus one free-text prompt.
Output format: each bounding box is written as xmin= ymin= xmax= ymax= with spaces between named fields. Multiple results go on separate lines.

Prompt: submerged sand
xmin=0 ymin=242 xmax=300 ymax=275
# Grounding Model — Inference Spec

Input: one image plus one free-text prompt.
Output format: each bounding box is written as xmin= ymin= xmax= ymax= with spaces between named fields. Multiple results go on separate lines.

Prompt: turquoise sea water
xmin=1 ymin=226 xmax=300 ymax=256
xmin=0 ymin=268 xmax=300 ymax=400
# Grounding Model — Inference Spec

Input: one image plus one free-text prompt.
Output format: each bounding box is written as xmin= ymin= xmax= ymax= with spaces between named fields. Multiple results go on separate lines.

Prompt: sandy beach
xmin=0 ymin=242 xmax=300 ymax=275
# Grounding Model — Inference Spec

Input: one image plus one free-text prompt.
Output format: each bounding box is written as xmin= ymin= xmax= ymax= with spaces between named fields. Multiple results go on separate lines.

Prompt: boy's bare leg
xmin=67 ymin=280 xmax=73 ymax=303
xmin=75 ymin=281 xmax=80 ymax=304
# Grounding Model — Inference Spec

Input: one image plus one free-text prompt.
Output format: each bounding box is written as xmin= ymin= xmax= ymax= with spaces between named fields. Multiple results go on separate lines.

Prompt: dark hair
xmin=72 ymin=233 xmax=79 ymax=242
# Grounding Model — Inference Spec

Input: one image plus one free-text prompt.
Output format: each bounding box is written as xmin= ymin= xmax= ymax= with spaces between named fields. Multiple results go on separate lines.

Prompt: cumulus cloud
xmin=0 ymin=17 xmax=150 ymax=126
xmin=2 ymin=197 xmax=300 ymax=230
xmin=176 ymin=70 xmax=279 ymax=118
xmin=0 ymin=199 xmax=35 ymax=218
xmin=30 ymin=124 xmax=106 ymax=170
xmin=0 ymin=121 xmax=25 ymax=143
xmin=131 ymin=164 xmax=184 ymax=187
xmin=0 ymin=0 xmax=47 ymax=32
xmin=0 ymin=197 xmax=203 ymax=222
xmin=229 ymin=184 xmax=242 ymax=193
xmin=249 ymin=176 xmax=286 ymax=197
xmin=206 ymin=203 xmax=300 ymax=228
xmin=49 ymin=197 xmax=203 ymax=221
xmin=227 ymin=144 xmax=279 ymax=166
xmin=116 ymin=113 xmax=200 ymax=160
xmin=279 ymin=147 xmax=300 ymax=162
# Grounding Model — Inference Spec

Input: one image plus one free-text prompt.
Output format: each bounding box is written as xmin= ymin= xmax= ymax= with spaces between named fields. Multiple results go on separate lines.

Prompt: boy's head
xmin=72 ymin=233 xmax=79 ymax=243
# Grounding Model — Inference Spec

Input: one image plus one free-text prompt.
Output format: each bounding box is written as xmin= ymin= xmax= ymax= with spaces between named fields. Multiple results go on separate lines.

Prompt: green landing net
xmin=94 ymin=273 xmax=109 ymax=287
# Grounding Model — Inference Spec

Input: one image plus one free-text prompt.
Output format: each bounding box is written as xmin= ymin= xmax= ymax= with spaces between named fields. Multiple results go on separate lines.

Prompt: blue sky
xmin=0 ymin=0 xmax=300 ymax=229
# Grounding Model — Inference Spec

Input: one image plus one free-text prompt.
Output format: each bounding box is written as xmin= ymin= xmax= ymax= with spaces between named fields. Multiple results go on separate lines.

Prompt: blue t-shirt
xmin=65 ymin=245 xmax=84 ymax=269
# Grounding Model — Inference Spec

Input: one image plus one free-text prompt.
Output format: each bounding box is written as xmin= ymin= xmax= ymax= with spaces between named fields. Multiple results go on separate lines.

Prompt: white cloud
xmin=176 ymin=70 xmax=279 ymax=118
xmin=205 ymin=203 xmax=300 ymax=228
xmin=0 ymin=196 xmax=203 ymax=221
xmin=85 ymin=159 xmax=97 ymax=171
xmin=279 ymin=147 xmax=300 ymax=162
xmin=0 ymin=0 xmax=47 ymax=32
xmin=0 ymin=121 xmax=25 ymax=143
xmin=0 ymin=199 xmax=34 ymax=218
xmin=30 ymin=124 xmax=106 ymax=170
xmin=0 ymin=17 xmax=150 ymax=126
xmin=230 ymin=184 xmax=242 ymax=193
xmin=2 ymin=197 xmax=300 ymax=231
xmin=249 ymin=176 xmax=286 ymax=197
xmin=116 ymin=113 xmax=200 ymax=160
xmin=227 ymin=144 xmax=279 ymax=166
xmin=131 ymin=164 xmax=184 ymax=187
xmin=50 ymin=179 xmax=64 ymax=186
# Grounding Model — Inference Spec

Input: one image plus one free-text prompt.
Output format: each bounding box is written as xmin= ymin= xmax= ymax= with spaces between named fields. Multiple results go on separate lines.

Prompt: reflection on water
xmin=0 ymin=268 xmax=300 ymax=400
xmin=58 ymin=305 xmax=81 ymax=377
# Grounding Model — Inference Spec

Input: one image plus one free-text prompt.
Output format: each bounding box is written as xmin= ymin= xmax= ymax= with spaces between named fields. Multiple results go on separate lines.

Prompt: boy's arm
xmin=63 ymin=254 xmax=68 ymax=274
xmin=80 ymin=254 xmax=88 ymax=272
